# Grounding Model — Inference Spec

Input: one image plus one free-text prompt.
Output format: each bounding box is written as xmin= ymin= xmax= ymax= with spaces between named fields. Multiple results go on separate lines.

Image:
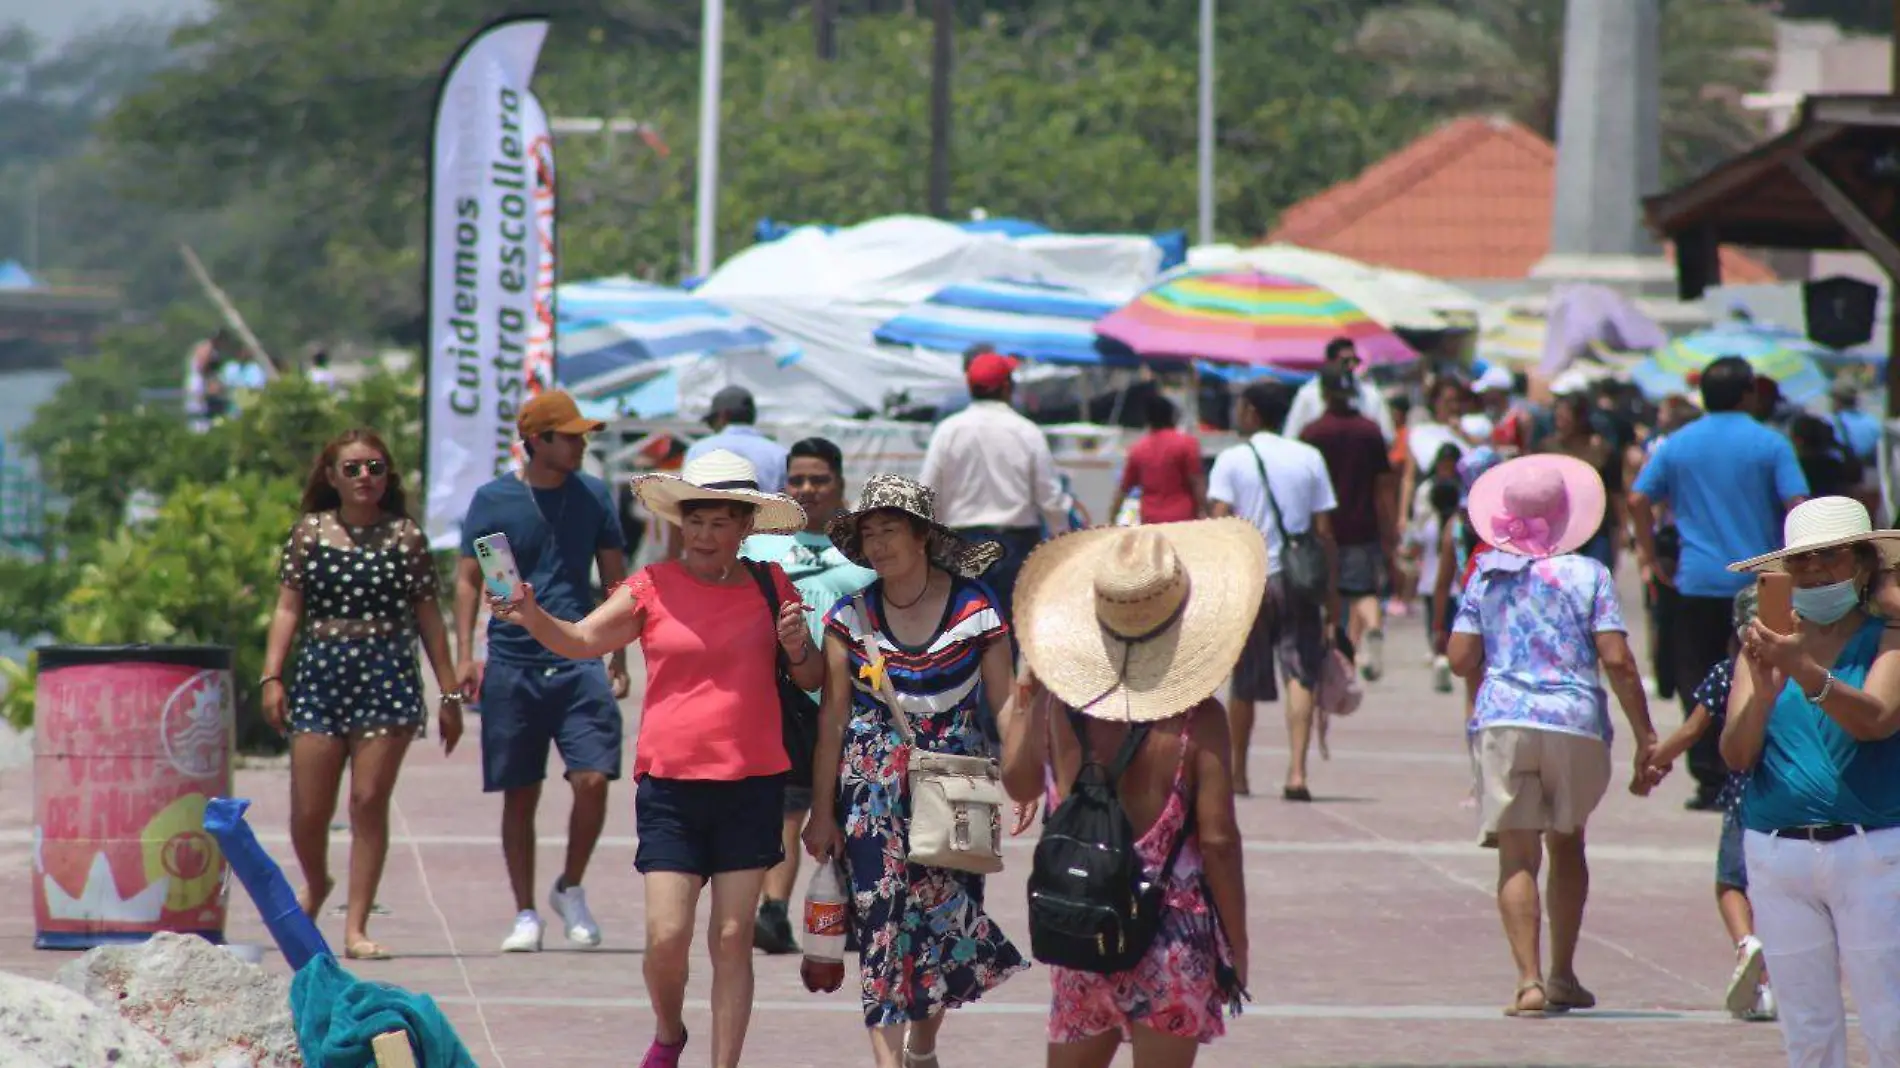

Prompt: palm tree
xmin=1351 ymin=0 xmax=1776 ymax=182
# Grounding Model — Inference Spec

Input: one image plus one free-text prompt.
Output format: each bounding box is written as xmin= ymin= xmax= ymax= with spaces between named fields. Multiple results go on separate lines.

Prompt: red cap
xmin=966 ymin=352 xmax=1020 ymax=392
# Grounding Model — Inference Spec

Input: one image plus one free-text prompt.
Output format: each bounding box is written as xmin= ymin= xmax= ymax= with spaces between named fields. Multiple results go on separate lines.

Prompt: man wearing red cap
xmin=919 ymin=350 xmax=1074 ymax=660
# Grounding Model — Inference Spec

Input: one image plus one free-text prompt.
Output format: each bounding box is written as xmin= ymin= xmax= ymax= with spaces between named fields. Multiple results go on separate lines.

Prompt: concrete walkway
xmin=0 ymin=604 xmax=1807 ymax=1067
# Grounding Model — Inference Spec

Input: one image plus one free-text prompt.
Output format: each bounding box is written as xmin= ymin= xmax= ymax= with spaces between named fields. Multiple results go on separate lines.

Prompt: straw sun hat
xmin=827 ymin=474 xmax=1004 ymax=578
xmin=632 ymin=449 xmax=805 ymax=533
xmin=1728 ymin=496 xmax=1900 ymax=573
xmin=1015 ymin=519 xmax=1266 ymax=723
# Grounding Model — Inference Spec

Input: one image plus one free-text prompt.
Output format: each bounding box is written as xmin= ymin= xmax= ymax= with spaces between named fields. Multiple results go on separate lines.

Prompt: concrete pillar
xmin=1533 ymin=0 xmax=1674 ymax=291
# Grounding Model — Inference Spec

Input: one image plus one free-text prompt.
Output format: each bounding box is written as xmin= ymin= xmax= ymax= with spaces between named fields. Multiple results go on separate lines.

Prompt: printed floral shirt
xmin=1453 ymin=550 xmax=1627 ymax=743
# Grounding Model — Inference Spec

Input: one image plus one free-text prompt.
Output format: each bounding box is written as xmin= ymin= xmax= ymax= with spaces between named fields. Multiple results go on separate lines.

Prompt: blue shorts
xmin=1717 ymin=807 xmax=1747 ymax=891
xmin=478 ymin=658 xmax=623 ymax=793
xmin=635 ymin=774 xmax=786 ymax=878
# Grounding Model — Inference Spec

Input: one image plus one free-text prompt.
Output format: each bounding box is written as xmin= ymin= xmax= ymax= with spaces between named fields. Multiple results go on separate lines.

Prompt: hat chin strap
xmin=1075 ymin=596 xmax=1190 ymax=720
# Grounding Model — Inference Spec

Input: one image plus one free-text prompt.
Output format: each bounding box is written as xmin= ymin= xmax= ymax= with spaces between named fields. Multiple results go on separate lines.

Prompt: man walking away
xmin=688 ymin=386 xmax=789 ymax=494
xmin=919 ymin=350 xmax=1075 ymax=640
xmin=1209 ymin=380 xmax=1340 ymax=800
xmin=1301 ymin=363 xmax=1397 ymax=681
xmin=1109 ymin=394 xmax=1205 ymax=525
xmin=455 ymin=390 xmax=632 ymax=952
xmin=1284 ymin=337 xmax=1396 ymax=444
xmin=1629 ymin=357 xmax=1806 ymax=810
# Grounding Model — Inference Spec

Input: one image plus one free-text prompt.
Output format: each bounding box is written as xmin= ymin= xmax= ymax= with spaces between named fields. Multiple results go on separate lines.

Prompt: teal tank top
xmin=1743 ymin=616 xmax=1900 ymax=832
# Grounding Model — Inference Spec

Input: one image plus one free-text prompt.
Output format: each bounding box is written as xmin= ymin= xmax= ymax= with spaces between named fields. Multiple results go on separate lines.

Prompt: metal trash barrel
xmin=33 ymin=645 xmax=234 ymax=949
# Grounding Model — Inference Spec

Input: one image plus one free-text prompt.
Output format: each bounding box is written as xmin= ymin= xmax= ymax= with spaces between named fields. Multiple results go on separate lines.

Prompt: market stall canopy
xmin=1094 ymin=268 xmax=1419 ymax=371
xmin=1187 ymin=243 xmax=1480 ymax=331
xmin=874 ymin=279 xmax=1119 ymax=365
xmin=754 ymin=216 xmax=1188 ymax=273
xmin=556 ymin=276 xmax=797 ymax=400
xmin=1631 ymin=322 xmax=1830 ymax=406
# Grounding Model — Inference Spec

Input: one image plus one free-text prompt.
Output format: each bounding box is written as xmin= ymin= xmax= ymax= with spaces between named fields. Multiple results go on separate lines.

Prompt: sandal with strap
xmin=344 ymin=940 xmax=391 ymax=961
xmin=1503 ymin=979 xmax=1549 ymax=1017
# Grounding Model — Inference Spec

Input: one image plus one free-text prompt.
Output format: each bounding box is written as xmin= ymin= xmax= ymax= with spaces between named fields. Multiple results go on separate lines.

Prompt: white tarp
xmin=692 ymin=216 xmax=1165 ymax=420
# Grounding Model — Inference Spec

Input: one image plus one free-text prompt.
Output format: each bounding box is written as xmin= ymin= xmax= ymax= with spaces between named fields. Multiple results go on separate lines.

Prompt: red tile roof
xmin=1266 ymin=115 xmax=1776 ymax=284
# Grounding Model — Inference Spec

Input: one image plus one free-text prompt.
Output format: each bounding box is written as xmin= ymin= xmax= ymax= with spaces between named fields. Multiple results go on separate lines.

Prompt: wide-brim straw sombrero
xmin=1729 ymin=495 xmax=1900 ymax=573
xmin=827 ymin=474 xmax=1004 ymax=578
xmin=1015 ymin=518 xmax=1266 ymax=723
xmin=632 ymin=448 xmax=805 ymax=533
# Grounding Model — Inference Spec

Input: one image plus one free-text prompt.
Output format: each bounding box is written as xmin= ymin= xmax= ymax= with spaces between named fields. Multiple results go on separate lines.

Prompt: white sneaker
xmin=1745 ymin=985 xmax=1777 ymax=1022
xmin=1432 ymin=655 xmax=1453 ymax=693
xmin=1361 ymin=629 xmax=1385 ymax=682
xmin=548 ymin=880 xmax=602 ymax=947
xmin=1726 ymin=935 xmax=1766 ymax=1018
xmin=500 ymin=910 xmax=544 ymax=953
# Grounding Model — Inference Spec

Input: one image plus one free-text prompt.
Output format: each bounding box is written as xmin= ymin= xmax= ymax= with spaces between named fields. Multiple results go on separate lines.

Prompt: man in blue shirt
xmin=686 ymin=386 xmax=788 ymax=494
xmin=1630 ymin=357 xmax=1807 ymax=809
xmin=454 ymin=390 xmax=630 ymax=953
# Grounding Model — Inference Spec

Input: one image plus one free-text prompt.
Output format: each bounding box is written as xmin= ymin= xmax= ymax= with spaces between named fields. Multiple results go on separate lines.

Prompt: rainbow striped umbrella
xmin=1094 ymin=269 xmax=1419 ymax=370
xmin=1631 ymin=324 xmax=1829 ymax=405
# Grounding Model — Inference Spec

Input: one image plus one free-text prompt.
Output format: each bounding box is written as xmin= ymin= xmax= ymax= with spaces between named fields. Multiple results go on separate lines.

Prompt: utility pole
xmin=928 ymin=0 xmax=953 ymax=217
xmin=694 ymin=0 xmax=726 ymax=278
xmin=815 ymin=0 xmax=836 ymax=60
xmin=1196 ymin=0 xmax=1216 ymax=246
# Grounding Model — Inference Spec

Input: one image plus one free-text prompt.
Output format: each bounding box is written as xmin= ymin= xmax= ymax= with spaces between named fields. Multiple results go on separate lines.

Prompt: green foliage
xmin=0 ymin=652 xmax=32 ymax=730
xmin=60 ymin=474 xmax=299 ymax=750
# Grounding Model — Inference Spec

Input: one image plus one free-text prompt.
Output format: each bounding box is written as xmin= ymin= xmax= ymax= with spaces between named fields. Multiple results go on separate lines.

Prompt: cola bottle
xmin=800 ymin=860 xmax=848 ymax=994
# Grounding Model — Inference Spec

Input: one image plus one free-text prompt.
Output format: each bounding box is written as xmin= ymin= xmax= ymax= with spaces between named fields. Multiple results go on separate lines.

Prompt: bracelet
xmin=1808 ymin=670 xmax=1836 ymax=705
xmin=788 ymin=643 xmax=813 ymax=666
xmin=439 ymin=691 xmax=464 ymax=706
xmin=258 ymin=675 xmax=283 ymax=688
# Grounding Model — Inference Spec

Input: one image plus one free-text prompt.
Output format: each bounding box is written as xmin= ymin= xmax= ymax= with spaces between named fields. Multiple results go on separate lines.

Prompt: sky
xmin=0 ymin=0 xmax=205 ymax=43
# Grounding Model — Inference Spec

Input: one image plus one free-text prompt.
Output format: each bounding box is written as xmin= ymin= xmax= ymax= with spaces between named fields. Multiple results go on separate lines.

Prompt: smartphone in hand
xmin=1758 ymin=572 xmax=1794 ymax=634
xmin=473 ymin=533 xmax=524 ymax=600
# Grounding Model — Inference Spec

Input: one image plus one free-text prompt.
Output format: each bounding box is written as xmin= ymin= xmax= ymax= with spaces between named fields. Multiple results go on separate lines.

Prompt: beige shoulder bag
xmin=848 ymin=594 xmax=1007 ymax=875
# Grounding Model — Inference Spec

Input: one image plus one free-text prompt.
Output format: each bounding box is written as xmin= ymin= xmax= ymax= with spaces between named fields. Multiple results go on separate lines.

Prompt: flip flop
xmin=1503 ymin=979 xmax=1549 ymax=1017
xmin=344 ymin=940 xmax=391 ymax=961
xmin=1282 ymin=785 xmax=1313 ymax=802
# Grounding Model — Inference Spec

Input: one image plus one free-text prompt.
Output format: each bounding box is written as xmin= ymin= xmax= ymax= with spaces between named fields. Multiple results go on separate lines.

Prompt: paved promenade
xmin=0 ymin=606 xmax=1815 ymax=1066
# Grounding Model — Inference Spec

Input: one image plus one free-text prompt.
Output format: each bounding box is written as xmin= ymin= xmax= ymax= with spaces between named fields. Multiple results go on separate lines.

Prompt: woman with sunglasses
xmin=1721 ymin=497 xmax=1900 ymax=1067
xmin=260 ymin=428 xmax=463 ymax=960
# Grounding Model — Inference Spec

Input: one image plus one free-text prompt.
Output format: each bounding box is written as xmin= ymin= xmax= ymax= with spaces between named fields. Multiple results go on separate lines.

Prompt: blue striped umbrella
xmin=557 ymin=276 xmax=799 ymax=398
xmin=875 ymin=279 xmax=1120 ymax=365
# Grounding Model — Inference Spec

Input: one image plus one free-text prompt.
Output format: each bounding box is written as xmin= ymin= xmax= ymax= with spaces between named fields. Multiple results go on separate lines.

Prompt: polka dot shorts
xmin=290 ymin=636 xmax=426 ymax=739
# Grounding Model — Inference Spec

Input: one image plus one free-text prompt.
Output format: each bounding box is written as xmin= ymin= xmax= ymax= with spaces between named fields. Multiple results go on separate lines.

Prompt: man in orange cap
xmin=453 ymin=389 xmax=632 ymax=953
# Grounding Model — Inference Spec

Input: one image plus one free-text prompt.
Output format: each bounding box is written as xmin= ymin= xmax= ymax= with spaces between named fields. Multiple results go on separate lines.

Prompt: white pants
xmin=1745 ymin=827 xmax=1900 ymax=1068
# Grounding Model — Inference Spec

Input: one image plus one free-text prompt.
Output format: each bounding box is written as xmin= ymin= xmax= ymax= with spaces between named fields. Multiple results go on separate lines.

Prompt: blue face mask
xmin=1792 ymin=578 xmax=1861 ymax=624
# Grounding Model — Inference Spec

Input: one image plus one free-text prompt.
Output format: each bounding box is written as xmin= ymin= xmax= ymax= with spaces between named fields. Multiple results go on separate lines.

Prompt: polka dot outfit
xmin=279 ymin=511 xmax=438 ymax=739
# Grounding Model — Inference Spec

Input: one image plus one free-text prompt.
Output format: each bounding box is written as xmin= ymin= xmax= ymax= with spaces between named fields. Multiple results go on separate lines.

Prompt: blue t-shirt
xmin=686 ymin=427 xmax=789 ymax=494
xmin=1631 ymin=412 xmax=1807 ymax=599
xmin=1743 ymin=617 xmax=1900 ymax=832
xmin=459 ymin=472 xmax=625 ymax=665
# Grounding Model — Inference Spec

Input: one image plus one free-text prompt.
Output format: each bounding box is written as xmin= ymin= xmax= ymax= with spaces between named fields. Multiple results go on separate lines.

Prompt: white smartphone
xmin=473 ymin=533 xmax=523 ymax=599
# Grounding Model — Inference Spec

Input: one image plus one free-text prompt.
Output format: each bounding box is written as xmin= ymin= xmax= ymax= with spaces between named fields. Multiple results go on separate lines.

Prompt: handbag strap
xmin=849 ymin=593 xmax=918 ymax=747
xmin=742 ymin=561 xmax=792 ymax=676
xmin=1246 ymin=440 xmax=1294 ymax=543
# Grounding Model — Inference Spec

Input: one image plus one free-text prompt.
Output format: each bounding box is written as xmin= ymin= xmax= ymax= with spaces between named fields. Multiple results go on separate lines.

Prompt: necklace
xmin=885 ymin=572 xmax=932 ymax=610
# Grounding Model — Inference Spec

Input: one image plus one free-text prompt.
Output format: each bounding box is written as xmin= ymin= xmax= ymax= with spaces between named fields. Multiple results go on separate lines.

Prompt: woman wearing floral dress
xmin=803 ymin=475 xmax=1027 ymax=1068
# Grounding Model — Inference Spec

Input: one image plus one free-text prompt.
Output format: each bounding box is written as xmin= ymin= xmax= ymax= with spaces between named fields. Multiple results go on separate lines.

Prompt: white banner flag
xmin=423 ymin=16 xmax=550 ymax=549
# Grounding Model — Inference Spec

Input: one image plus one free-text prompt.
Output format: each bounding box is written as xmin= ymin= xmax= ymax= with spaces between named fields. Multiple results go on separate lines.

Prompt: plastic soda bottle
xmin=800 ymin=860 xmax=848 ymax=993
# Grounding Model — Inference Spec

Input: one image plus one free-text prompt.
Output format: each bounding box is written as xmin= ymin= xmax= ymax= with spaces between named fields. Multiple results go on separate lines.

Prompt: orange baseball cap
xmin=517 ymin=390 xmax=606 ymax=438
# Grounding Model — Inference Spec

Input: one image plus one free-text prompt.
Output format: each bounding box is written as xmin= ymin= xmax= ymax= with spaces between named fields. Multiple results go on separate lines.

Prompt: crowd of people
xmin=255 ymin=337 xmax=1899 ymax=1067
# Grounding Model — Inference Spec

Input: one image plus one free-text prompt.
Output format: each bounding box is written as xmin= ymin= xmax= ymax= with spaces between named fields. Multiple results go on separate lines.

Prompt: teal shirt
xmin=1743 ymin=616 xmax=1900 ymax=832
xmin=741 ymin=532 xmax=877 ymax=650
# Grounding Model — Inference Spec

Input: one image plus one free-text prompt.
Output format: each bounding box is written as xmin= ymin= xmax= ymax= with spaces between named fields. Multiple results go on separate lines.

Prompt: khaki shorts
xmin=1476 ymin=727 xmax=1611 ymax=845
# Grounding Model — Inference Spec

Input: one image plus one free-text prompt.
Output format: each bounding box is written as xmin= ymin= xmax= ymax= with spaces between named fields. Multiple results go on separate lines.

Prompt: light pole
xmin=1197 ymin=0 xmax=1216 ymax=247
xmin=929 ymin=0 xmax=953 ymax=218
xmin=694 ymin=0 xmax=726 ymax=278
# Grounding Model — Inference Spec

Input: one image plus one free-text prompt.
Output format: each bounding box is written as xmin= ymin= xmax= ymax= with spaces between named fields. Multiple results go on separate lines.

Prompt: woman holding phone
xmin=489 ymin=449 xmax=820 ymax=1068
xmin=259 ymin=428 xmax=463 ymax=961
xmin=1721 ymin=496 xmax=1900 ymax=1068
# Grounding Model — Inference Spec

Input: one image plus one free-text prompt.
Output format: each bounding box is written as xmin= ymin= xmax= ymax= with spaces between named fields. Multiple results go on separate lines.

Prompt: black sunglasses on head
xmin=340 ymin=459 xmax=388 ymax=478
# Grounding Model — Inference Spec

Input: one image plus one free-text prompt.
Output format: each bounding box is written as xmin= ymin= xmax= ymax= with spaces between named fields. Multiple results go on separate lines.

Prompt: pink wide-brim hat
xmin=1465 ymin=454 xmax=1607 ymax=560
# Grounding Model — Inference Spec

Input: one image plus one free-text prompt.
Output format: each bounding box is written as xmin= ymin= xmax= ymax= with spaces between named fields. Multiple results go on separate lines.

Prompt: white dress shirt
xmin=919 ymin=401 xmax=1074 ymax=530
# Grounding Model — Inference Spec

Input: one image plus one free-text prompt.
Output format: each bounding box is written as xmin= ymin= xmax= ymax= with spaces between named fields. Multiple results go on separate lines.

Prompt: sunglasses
xmin=339 ymin=459 xmax=388 ymax=478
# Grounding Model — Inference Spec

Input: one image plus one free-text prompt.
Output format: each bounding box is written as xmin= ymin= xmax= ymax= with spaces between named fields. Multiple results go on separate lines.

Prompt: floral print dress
xmin=1046 ymin=702 xmax=1243 ymax=1044
xmin=823 ymin=577 xmax=1027 ymax=1029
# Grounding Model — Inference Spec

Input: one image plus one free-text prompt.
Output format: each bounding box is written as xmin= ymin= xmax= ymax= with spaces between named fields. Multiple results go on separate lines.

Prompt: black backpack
xmin=1027 ymin=715 xmax=1194 ymax=974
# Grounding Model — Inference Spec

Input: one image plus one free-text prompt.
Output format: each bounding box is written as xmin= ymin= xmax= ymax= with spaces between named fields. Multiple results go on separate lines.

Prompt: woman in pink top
xmin=1109 ymin=395 xmax=1207 ymax=526
xmin=493 ymin=450 xmax=824 ymax=1068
